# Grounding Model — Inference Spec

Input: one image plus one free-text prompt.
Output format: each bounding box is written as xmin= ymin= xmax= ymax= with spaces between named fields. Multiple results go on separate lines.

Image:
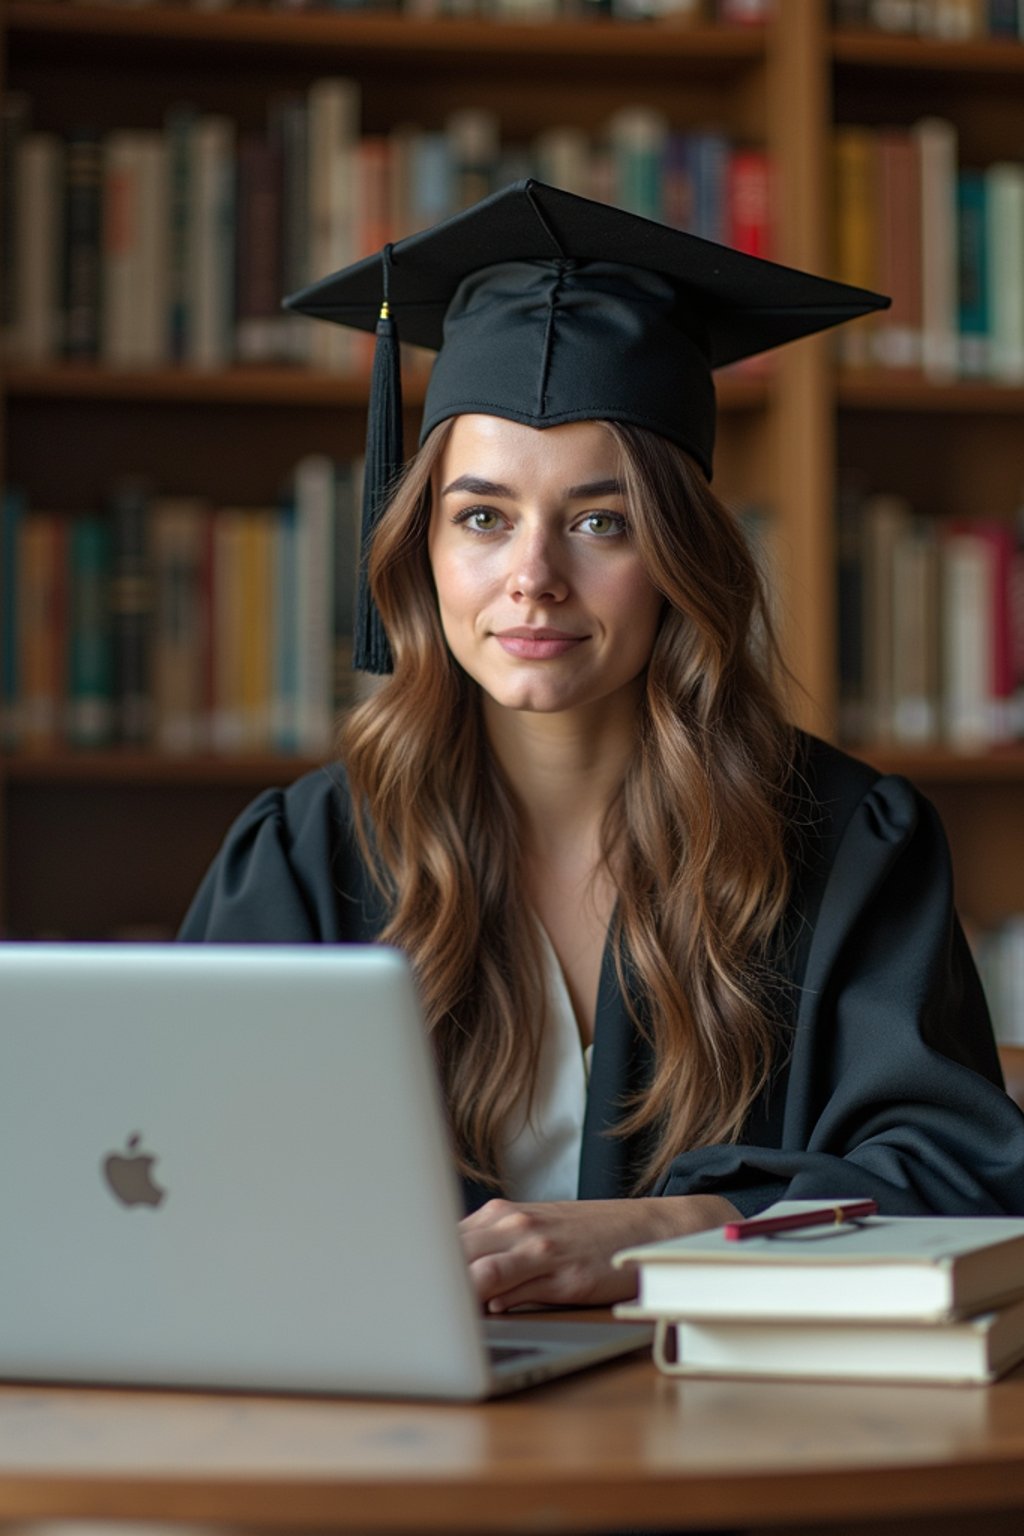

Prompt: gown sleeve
xmin=177 ymin=767 xmax=378 ymax=943
xmin=654 ymin=770 xmax=1024 ymax=1218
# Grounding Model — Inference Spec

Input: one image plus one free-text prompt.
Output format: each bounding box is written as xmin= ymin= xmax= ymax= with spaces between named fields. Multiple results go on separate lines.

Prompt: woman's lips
xmin=493 ymin=627 xmax=588 ymax=660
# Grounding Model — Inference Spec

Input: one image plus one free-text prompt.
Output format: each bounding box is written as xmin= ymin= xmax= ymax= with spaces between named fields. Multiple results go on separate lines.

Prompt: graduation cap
xmin=284 ymin=179 xmax=888 ymax=673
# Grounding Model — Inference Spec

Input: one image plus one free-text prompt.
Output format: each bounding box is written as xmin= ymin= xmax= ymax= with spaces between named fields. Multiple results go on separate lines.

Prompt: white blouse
xmin=496 ymin=926 xmax=593 ymax=1203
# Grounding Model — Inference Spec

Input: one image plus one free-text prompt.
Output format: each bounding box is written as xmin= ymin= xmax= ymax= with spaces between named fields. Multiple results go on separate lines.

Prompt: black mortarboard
xmin=284 ymin=179 xmax=888 ymax=673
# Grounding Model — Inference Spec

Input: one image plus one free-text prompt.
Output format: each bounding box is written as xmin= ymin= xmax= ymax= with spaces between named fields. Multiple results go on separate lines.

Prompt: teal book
xmin=957 ymin=170 xmax=989 ymax=377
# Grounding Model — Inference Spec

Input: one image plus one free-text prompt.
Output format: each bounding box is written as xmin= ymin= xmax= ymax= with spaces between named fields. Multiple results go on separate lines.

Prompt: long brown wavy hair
xmin=340 ymin=418 xmax=796 ymax=1190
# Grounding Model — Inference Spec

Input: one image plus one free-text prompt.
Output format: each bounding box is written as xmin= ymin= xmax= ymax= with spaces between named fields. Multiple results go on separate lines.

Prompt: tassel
xmin=354 ymin=244 xmax=403 ymax=674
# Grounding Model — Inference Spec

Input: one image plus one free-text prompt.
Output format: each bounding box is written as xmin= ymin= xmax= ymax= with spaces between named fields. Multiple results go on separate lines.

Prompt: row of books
xmin=838 ymin=488 xmax=1024 ymax=747
xmin=832 ymin=119 xmax=1024 ymax=382
xmin=833 ymin=0 xmax=1024 ymax=39
xmin=2 ymin=84 xmax=773 ymax=370
xmin=977 ymin=916 xmax=1024 ymax=1046
xmin=0 ymin=460 xmax=361 ymax=758
xmin=615 ymin=1205 xmax=1024 ymax=1383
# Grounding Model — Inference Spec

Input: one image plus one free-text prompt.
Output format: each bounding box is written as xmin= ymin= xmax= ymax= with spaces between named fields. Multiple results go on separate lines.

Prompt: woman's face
xmin=428 ymin=415 xmax=663 ymax=717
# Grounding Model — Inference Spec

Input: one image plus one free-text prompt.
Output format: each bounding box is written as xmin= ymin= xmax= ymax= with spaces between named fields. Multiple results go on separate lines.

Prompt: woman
xmin=181 ymin=182 xmax=1024 ymax=1311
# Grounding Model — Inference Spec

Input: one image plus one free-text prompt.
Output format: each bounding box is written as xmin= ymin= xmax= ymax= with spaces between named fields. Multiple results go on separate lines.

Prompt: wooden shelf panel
xmin=853 ymin=745 xmax=1024 ymax=784
xmin=8 ymin=745 xmax=1024 ymax=790
xmin=1 ymin=753 xmax=324 ymax=788
xmin=832 ymin=28 xmax=1024 ymax=76
xmin=4 ymin=363 xmax=771 ymax=411
xmin=6 ymin=3 xmax=765 ymax=74
xmin=837 ymin=372 xmax=1024 ymax=414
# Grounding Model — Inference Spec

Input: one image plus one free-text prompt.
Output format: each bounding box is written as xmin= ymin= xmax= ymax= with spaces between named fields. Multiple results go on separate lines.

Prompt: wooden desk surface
xmin=4 ymin=1352 xmax=1024 ymax=1535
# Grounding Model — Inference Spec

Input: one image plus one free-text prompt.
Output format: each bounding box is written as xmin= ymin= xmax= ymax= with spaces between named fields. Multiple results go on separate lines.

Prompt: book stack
xmin=614 ymin=1201 xmax=1024 ymax=1383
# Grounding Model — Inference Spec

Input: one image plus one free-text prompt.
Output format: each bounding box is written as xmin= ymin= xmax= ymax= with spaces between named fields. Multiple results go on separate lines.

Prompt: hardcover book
xmin=613 ymin=1203 xmax=1024 ymax=1323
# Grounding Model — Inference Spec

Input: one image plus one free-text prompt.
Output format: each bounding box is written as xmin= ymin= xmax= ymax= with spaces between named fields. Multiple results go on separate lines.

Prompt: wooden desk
xmin=4 ymin=1352 xmax=1024 ymax=1536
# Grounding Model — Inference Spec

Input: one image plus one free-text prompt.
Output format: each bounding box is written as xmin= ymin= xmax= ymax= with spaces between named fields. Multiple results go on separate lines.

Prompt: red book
xmin=726 ymin=147 xmax=773 ymax=259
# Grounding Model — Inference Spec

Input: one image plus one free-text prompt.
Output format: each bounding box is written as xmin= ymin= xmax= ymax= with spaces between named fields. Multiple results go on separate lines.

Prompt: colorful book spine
xmin=957 ymin=169 xmax=990 ymax=378
xmin=832 ymin=127 xmax=878 ymax=368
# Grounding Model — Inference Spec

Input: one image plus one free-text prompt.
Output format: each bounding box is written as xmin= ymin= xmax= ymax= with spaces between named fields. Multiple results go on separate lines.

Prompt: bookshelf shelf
xmin=858 ymin=747 xmax=1024 ymax=784
xmin=836 ymin=373 xmax=1024 ymax=415
xmin=831 ymin=29 xmax=1024 ymax=76
xmin=4 ymin=363 xmax=769 ymax=411
xmin=6 ymin=3 xmax=766 ymax=74
xmin=1 ymin=751 xmax=323 ymax=788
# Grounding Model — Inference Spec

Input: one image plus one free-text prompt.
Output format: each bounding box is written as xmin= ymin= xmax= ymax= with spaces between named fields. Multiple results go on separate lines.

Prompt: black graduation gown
xmin=178 ymin=733 xmax=1024 ymax=1219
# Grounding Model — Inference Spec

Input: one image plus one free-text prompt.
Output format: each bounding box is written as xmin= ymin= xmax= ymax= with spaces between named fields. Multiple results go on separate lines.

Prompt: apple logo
xmin=102 ymin=1133 xmax=166 ymax=1208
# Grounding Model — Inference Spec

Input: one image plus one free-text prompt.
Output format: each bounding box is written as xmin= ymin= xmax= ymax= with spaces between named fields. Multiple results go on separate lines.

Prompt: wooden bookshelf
xmin=2 ymin=0 xmax=1023 ymax=941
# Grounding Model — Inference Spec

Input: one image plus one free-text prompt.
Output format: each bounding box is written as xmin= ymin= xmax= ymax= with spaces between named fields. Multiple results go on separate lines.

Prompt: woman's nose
xmin=507 ymin=530 xmax=569 ymax=603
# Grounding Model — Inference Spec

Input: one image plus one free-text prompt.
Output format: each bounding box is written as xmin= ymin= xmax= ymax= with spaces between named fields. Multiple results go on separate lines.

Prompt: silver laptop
xmin=0 ymin=942 xmax=651 ymax=1399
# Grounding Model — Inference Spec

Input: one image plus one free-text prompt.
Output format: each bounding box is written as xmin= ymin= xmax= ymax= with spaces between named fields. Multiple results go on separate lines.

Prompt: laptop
xmin=0 ymin=942 xmax=652 ymax=1399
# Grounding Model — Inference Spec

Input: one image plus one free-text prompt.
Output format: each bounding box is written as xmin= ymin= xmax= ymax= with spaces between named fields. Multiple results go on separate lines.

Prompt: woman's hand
xmin=459 ymin=1194 xmax=740 ymax=1312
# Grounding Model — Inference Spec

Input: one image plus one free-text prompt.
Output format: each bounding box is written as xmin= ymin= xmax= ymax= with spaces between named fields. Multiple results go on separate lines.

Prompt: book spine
xmin=13 ymin=131 xmax=65 ymax=363
xmin=188 ymin=115 xmax=236 ymax=369
xmin=62 ymin=128 xmax=104 ymax=361
xmin=235 ymin=132 xmax=286 ymax=364
xmin=151 ymin=497 xmax=207 ymax=754
xmin=17 ymin=510 xmax=66 ymax=752
xmin=727 ymin=146 xmax=773 ymax=259
xmin=1 ymin=92 xmax=30 ymax=354
xmin=957 ymin=169 xmax=990 ymax=378
xmin=67 ymin=514 xmax=114 ymax=748
xmin=607 ymin=107 xmax=669 ymax=222
xmin=238 ymin=507 xmax=275 ymax=750
xmin=102 ymin=131 xmax=165 ymax=367
xmin=890 ymin=515 xmax=941 ymax=744
xmin=914 ymin=116 xmax=960 ymax=382
xmin=292 ymin=455 xmax=336 ymax=756
xmin=108 ymin=480 xmax=154 ymax=746
xmin=165 ymin=104 xmax=196 ymax=363
xmin=210 ymin=508 xmax=247 ymax=754
xmin=270 ymin=494 xmax=298 ymax=754
xmin=860 ymin=493 xmax=912 ymax=743
xmin=1 ymin=487 xmax=26 ymax=748
xmin=269 ymin=93 xmax=311 ymax=362
xmin=941 ymin=522 xmax=995 ymax=746
xmin=333 ymin=462 xmax=359 ymax=712
xmin=832 ymin=127 xmax=878 ymax=369
xmin=875 ymin=129 xmax=922 ymax=369
xmin=307 ymin=77 xmax=360 ymax=372
xmin=986 ymin=162 xmax=1024 ymax=384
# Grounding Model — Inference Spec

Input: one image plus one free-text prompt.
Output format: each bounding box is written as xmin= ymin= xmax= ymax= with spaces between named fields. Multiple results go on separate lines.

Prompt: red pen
xmin=723 ymin=1199 xmax=878 ymax=1241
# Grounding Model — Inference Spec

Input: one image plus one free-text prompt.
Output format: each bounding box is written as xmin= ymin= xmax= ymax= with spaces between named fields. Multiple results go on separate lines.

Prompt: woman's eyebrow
xmin=565 ymin=479 xmax=625 ymax=499
xmin=440 ymin=475 xmax=625 ymax=499
xmin=441 ymin=475 xmax=516 ymax=498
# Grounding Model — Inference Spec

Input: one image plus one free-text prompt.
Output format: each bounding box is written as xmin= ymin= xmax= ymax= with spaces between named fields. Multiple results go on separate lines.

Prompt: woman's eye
xmin=454 ymin=506 xmax=503 ymax=533
xmin=579 ymin=511 xmax=627 ymax=537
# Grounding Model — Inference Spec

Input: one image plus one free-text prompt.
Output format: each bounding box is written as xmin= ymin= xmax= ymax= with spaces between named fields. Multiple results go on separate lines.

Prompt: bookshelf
xmin=1 ymin=1 xmax=1023 ymax=962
